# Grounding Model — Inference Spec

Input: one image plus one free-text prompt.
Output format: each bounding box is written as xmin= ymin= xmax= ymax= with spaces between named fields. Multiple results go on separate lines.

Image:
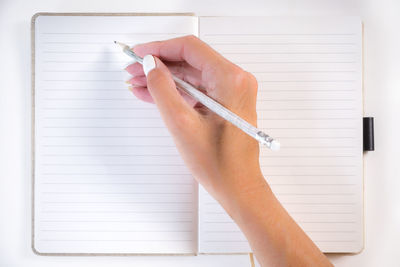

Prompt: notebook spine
xmin=363 ymin=117 xmax=375 ymax=151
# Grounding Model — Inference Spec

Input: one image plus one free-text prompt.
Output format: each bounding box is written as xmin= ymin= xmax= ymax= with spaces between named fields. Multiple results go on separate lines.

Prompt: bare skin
xmin=125 ymin=35 xmax=333 ymax=267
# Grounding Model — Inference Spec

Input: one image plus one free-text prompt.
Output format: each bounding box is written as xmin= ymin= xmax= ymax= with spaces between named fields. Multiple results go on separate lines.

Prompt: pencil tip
xmin=114 ymin=41 xmax=128 ymax=49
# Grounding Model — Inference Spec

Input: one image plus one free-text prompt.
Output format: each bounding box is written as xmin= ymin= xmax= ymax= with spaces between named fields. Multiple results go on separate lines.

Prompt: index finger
xmin=132 ymin=35 xmax=225 ymax=72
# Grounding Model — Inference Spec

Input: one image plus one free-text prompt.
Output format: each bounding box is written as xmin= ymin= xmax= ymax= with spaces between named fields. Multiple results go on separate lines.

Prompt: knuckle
xmin=246 ymin=72 xmax=258 ymax=91
xmin=224 ymin=66 xmax=258 ymax=95
xmin=184 ymin=34 xmax=199 ymax=43
xmin=153 ymin=40 xmax=162 ymax=46
xmin=230 ymin=66 xmax=248 ymax=87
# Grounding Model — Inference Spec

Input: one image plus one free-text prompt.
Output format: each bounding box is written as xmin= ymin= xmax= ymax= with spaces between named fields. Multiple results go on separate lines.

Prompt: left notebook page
xmin=33 ymin=14 xmax=198 ymax=254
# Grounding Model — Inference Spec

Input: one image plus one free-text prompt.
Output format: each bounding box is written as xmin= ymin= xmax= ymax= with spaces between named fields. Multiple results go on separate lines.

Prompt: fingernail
xmin=131 ymin=43 xmax=143 ymax=51
xmin=143 ymin=55 xmax=156 ymax=76
xmin=125 ymin=74 xmax=135 ymax=84
xmin=127 ymin=85 xmax=133 ymax=92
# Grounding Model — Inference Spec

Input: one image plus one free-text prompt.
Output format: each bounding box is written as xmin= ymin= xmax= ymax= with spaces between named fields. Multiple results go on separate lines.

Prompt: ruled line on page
xmin=222 ymin=52 xmax=356 ymax=55
xmin=40 ymin=219 xmax=193 ymax=223
xmin=43 ymin=79 xmax=123 ymax=81
xmin=43 ymin=70 xmax=125 ymax=73
xmin=40 ymin=241 xmax=193 ymax=243
xmin=44 ymin=60 xmax=127 ymax=63
xmin=40 ymin=230 xmax=194 ymax=233
xmin=41 ymin=181 xmax=191 ymax=184
xmin=208 ymin=42 xmax=356 ymax=45
xmin=42 ymin=163 xmax=184 ymax=166
xmin=235 ymin=61 xmax=357 ymax=63
xmin=269 ymin=183 xmax=357 ymax=186
xmin=259 ymin=80 xmax=356 ymax=82
xmin=41 ymin=192 xmax=193 ymax=195
xmin=43 ymin=89 xmax=127 ymax=92
xmin=43 ymin=126 xmax=168 ymax=129
xmin=43 ymin=51 xmax=120 ymax=54
xmin=41 ymin=201 xmax=194 ymax=204
xmin=202 ymin=201 xmax=357 ymax=206
xmin=43 ymin=105 xmax=154 ymax=108
xmin=252 ymin=70 xmax=357 ymax=73
xmin=41 ymin=32 xmax=189 ymax=35
xmin=203 ymin=33 xmax=356 ymax=36
xmin=40 ymin=210 xmax=193 ymax=214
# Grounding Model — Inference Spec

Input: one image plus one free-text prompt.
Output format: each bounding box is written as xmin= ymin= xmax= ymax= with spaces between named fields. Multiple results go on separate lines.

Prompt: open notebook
xmin=32 ymin=13 xmax=363 ymax=255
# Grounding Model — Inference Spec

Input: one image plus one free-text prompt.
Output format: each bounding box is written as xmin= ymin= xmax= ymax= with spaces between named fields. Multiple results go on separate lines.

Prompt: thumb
xmin=143 ymin=54 xmax=200 ymax=137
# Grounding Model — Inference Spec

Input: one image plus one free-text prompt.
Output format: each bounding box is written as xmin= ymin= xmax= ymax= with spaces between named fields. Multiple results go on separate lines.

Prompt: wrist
xmin=216 ymin=172 xmax=275 ymax=223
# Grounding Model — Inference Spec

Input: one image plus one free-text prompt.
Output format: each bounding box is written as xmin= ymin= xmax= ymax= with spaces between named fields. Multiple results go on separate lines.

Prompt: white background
xmin=0 ymin=0 xmax=399 ymax=266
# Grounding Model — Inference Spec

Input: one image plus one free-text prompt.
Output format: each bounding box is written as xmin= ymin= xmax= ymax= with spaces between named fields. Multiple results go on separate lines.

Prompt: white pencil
xmin=115 ymin=41 xmax=280 ymax=151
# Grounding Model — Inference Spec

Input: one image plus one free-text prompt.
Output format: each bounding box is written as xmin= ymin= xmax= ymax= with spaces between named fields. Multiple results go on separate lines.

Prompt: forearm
xmin=219 ymin=175 xmax=333 ymax=267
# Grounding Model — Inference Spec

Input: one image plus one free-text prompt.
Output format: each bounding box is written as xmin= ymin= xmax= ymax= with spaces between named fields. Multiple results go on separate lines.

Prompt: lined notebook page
xmin=34 ymin=15 xmax=199 ymax=254
xmin=198 ymin=17 xmax=363 ymax=253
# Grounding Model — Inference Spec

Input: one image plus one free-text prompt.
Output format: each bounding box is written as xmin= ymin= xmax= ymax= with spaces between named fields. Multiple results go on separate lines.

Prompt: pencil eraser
xmin=270 ymin=140 xmax=280 ymax=151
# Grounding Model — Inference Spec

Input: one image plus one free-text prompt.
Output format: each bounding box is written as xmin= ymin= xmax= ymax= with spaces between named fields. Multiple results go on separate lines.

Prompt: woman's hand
xmin=125 ymin=35 xmax=265 ymax=210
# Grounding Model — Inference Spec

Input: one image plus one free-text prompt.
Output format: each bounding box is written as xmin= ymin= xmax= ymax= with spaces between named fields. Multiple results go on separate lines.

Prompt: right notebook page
xmin=198 ymin=17 xmax=363 ymax=253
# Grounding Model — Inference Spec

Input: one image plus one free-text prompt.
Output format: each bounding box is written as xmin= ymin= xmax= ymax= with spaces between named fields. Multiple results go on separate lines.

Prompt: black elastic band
xmin=363 ymin=117 xmax=374 ymax=151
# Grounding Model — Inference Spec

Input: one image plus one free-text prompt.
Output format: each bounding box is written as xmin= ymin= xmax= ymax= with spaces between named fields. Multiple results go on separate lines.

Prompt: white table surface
xmin=0 ymin=0 xmax=399 ymax=266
